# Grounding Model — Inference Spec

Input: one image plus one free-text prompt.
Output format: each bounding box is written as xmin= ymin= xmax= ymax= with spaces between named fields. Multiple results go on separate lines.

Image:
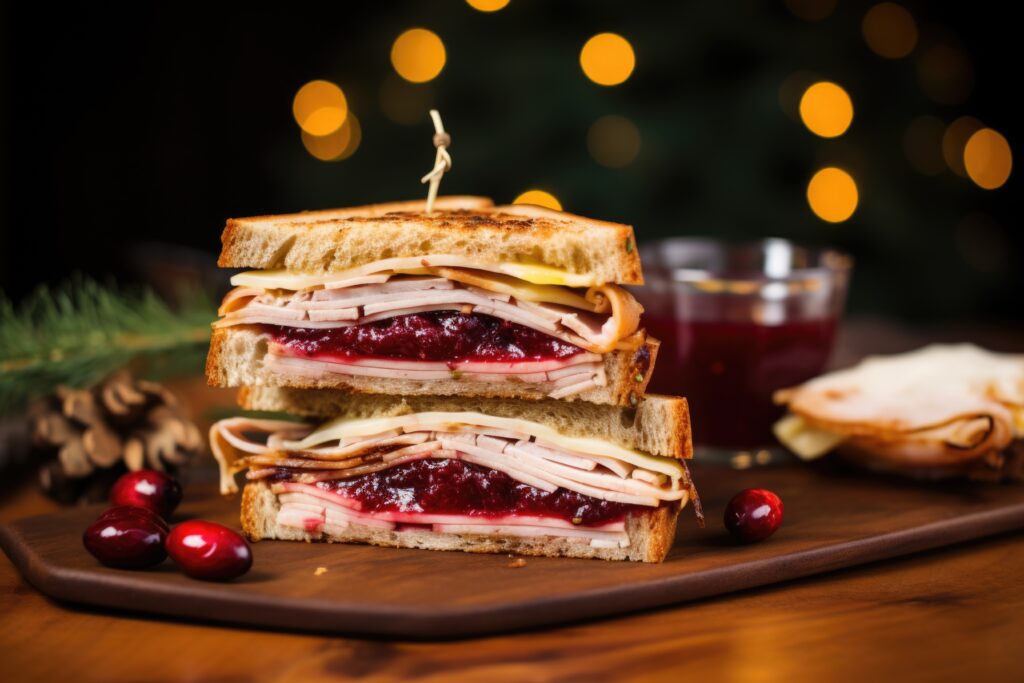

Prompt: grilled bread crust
xmin=217 ymin=196 xmax=643 ymax=285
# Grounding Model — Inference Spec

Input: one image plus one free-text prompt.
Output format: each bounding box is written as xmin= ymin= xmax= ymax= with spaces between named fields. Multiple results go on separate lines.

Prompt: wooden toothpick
xmin=421 ymin=109 xmax=452 ymax=213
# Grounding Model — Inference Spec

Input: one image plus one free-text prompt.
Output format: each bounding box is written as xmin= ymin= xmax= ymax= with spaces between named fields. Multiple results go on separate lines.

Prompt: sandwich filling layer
xmin=213 ymin=263 xmax=643 ymax=400
xmin=211 ymin=412 xmax=691 ymax=549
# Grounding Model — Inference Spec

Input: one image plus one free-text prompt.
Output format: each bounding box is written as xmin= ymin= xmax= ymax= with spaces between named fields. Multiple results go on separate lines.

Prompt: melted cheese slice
xmin=773 ymin=414 xmax=844 ymax=460
xmin=498 ymin=262 xmax=594 ymax=287
xmin=283 ymin=411 xmax=684 ymax=479
xmin=230 ymin=254 xmax=598 ymax=290
xmin=430 ymin=267 xmax=595 ymax=310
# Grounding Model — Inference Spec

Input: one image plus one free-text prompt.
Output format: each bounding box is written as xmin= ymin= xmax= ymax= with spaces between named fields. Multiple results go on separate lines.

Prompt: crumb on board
xmin=314 ymin=566 xmax=328 ymax=576
xmin=507 ymin=558 xmax=528 ymax=568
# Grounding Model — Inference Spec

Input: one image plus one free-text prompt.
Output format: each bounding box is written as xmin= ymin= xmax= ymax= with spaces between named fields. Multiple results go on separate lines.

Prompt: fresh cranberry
xmin=110 ymin=470 xmax=182 ymax=518
xmin=96 ymin=504 xmax=170 ymax=533
xmin=724 ymin=488 xmax=784 ymax=543
xmin=166 ymin=521 xmax=252 ymax=581
xmin=83 ymin=508 xmax=168 ymax=568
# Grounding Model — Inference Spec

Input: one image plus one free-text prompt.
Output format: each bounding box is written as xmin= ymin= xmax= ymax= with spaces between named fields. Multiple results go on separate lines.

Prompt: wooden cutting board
xmin=2 ymin=462 xmax=1023 ymax=639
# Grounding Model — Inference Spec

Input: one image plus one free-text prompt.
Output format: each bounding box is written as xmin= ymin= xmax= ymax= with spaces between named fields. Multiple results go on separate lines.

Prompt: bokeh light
xmin=292 ymin=80 xmax=348 ymax=136
xmin=964 ymin=128 xmax=1013 ymax=190
xmin=301 ymin=113 xmax=361 ymax=161
xmin=391 ymin=28 xmax=446 ymax=83
xmin=942 ymin=116 xmax=983 ymax=177
xmin=580 ymin=33 xmax=635 ymax=86
xmin=807 ymin=167 xmax=858 ymax=223
xmin=513 ymin=190 xmax=562 ymax=211
xmin=466 ymin=0 xmax=510 ymax=11
xmin=915 ymin=32 xmax=973 ymax=105
xmin=784 ymin=0 xmax=837 ymax=21
xmin=862 ymin=3 xmax=918 ymax=59
xmin=799 ymin=82 xmax=853 ymax=138
xmin=379 ymin=76 xmax=434 ymax=125
xmin=587 ymin=115 xmax=641 ymax=168
xmin=902 ymin=115 xmax=946 ymax=176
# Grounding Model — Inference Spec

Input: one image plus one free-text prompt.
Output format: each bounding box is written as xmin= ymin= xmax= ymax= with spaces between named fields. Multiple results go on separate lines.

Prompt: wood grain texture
xmin=3 ymin=462 xmax=1023 ymax=639
xmin=4 ymin=323 xmax=1024 ymax=680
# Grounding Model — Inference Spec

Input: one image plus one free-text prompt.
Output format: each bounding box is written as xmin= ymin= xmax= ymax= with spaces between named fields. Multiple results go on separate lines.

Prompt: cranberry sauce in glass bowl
xmin=636 ymin=238 xmax=851 ymax=454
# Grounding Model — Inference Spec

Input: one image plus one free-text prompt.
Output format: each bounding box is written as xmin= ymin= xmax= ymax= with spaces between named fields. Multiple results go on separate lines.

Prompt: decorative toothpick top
xmin=420 ymin=109 xmax=452 ymax=213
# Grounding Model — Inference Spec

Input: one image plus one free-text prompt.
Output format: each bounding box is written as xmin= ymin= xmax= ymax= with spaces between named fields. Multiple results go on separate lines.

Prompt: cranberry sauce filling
xmin=311 ymin=458 xmax=637 ymax=526
xmin=266 ymin=311 xmax=583 ymax=363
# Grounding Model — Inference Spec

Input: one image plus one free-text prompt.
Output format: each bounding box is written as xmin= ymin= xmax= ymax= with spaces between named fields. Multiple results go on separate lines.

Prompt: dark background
xmin=1 ymin=1 xmax=1019 ymax=320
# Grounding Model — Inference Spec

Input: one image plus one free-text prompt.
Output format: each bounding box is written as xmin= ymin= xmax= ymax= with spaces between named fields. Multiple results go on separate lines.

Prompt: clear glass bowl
xmin=635 ymin=238 xmax=852 ymax=457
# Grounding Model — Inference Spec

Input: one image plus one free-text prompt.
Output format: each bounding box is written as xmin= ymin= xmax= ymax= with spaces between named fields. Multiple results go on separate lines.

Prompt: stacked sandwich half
xmin=208 ymin=196 xmax=700 ymax=562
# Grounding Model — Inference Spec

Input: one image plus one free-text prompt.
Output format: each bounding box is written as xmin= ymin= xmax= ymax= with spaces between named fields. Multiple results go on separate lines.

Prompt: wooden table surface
xmin=3 ymin=319 xmax=1023 ymax=682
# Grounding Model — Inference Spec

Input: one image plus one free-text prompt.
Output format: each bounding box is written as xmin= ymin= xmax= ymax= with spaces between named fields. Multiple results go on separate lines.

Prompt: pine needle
xmin=0 ymin=276 xmax=215 ymax=415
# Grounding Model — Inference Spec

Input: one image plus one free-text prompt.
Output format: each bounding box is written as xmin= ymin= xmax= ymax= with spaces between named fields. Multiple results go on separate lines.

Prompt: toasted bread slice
xmin=235 ymin=385 xmax=692 ymax=460
xmin=242 ymin=480 xmax=680 ymax=562
xmin=218 ymin=196 xmax=642 ymax=285
xmin=207 ymin=326 xmax=658 ymax=408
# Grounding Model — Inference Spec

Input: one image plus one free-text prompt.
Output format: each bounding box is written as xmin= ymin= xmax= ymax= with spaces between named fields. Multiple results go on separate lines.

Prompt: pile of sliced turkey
xmin=214 ymin=270 xmax=643 ymax=399
xmin=210 ymin=415 xmax=688 ymax=549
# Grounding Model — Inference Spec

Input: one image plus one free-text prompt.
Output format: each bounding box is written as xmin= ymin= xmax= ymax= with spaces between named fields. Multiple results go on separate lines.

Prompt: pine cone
xmin=30 ymin=370 xmax=202 ymax=504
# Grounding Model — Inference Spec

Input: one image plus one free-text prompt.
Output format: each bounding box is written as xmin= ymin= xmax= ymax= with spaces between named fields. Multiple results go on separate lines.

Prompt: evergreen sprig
xmin=0 ymin=277 xmax=215 ymax=415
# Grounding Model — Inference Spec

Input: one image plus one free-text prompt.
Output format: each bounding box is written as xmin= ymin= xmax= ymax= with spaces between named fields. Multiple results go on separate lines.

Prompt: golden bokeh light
xmin=580 ymin=33 xmax=635 ymax=86
xmin=902 ymin=115 xmax=946 ymax=176
xmin=784 ymin=0 xmax=837 ymax=21
xmin=807 ymin=167 xmax=858 ymax=223
xmin=391 ymin=28 xmax=446 ymax=83
xmin=964 ymin=128 xmax=1013 ymax=190
xmin=513 ymin=190 xmax=562 ymax=211
xmin=942 ymin=116 xmax=982 ymax=177
xmin=466 ymin=0 xmax=510 ymax=11
xmin=862 ymin=3 xmax=918 ymax=59
xmin=292 ymin=80 xmax=348 ymax=136
xmin=587 ymin=115 xmax=641 ymax=168
xmin=302 ymin=112 xmax=361 ymax=162
xmin=799 ymin=81 xmax=853 ymax=138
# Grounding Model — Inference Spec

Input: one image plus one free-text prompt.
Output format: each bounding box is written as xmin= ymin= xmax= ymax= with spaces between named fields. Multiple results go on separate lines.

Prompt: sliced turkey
xmin=273 ymin=486 xmax=631 ymax=547
xmin=211 ymin=417 xmax=689 ymax=506
xmin=213 ymin=273 xmax=642 ymax=354
xmin=261 ymin=352 xmax=606 ymax=399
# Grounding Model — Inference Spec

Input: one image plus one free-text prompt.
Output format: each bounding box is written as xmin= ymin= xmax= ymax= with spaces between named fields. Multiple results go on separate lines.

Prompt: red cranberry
xmin=83 ymin=507 xmax=168 ymax=568
xmin=96 ymin=504 xmax=170 ymax=533
xmin=724 ymin=488 xmax=784 ymax=543
xmin=166 ymin=521 xmax=252 ymax=581
xmin=110 ymin=469 xmax=182 ymax=518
